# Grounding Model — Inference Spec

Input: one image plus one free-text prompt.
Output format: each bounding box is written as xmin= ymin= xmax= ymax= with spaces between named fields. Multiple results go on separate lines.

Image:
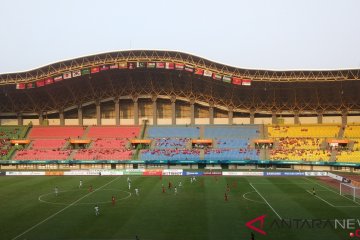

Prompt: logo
xmin=245 ymin=215 xmax=267 ymax=235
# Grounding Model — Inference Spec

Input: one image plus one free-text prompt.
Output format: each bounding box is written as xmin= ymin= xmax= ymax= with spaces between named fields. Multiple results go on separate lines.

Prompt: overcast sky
xmin=0 ymin=0 xmax=359 ymax=73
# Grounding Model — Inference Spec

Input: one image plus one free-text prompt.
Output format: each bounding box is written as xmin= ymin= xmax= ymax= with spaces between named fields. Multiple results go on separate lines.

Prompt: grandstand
xmin=0 ymin=50 xmax=359 ymax=172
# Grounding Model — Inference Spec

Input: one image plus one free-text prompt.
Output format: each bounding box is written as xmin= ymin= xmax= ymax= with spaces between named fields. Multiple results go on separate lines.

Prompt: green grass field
xmin=1 ymin=175 xmax=360 ymax=240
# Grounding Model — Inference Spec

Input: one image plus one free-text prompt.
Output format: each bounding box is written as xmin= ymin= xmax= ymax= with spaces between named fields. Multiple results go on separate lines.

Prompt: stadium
xmin=1 ymin=50 xmax=360 ymax=240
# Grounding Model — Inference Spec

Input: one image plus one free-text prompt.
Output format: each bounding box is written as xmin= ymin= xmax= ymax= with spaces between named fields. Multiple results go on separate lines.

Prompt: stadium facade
xmin=0 ymin=50 xmax=360 ymax=126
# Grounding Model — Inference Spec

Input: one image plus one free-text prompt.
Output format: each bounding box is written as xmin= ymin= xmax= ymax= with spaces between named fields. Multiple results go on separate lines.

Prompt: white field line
xmin=306 ymin=190 xmax=335 ymax=207
xmin=12 ymin=177 xmax=120 ymax=240
xmin=249 ymin=183 xmax=282 ymax=220
xmin=304 ymin=177 xmax=360 ymax=206
xmin=242 ymin=191 xmax=266 ymax=204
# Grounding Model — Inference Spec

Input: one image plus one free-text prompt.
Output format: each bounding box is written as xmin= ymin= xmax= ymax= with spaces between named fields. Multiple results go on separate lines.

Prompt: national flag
xmin=44 ymin=77 xmax=54 ymax=85
xmin=147 ymin=62 xmax=156 ymax=68
xmin=156 ymin=62 xmax=165 ymax=68
xmin=212 ymin=73 xmax=222 ymax=80
xmin=128 ymin=62 xmax=136 ymax=69
xmin=36 ymin=80 xmax=45 ymax=87
xmin=118 ymin=62 xmax=127 ymax=69
xmin=175 ymin=63 xmax=184 ymax=70
xmin=27 ymin=83 xmax=35 ymax=89
xmin=184 ymin=65 xmax=194 ymax=72
xmin=203 ymin=70 xmax=212 ymax=77
xmin=72 ymin=70 xmax=81 ymax=77
xmin=109 ymin=64 xmax=118 ymax=69
xmin=100 ymin=65 xmax=109 ymax=71
xmin=16 ymin=83 xmax=26 ymax=89
xmin=91 ymin=67 xmax=100 ymax=73
xmin=54 ymin=75 xmax=63 ymax=82
xmin=194 ymin=68 xmax=204 ymax=75
xmin=81 ymin=68 xmax=90 ymax=75
xmin=222 ymin=76 xmax=232 ymax=83
xmin=63 ymin=72 xmax=72 ymax=79
xmin=242 ymin=79 xmax=252 ymax=86
xmin=165 ymin=62 xmax=175 ymax=69
xmin=232 ymin=77 xmax=242 ymax=85
xmin=136 ymin=62 xmax=146 ymax=68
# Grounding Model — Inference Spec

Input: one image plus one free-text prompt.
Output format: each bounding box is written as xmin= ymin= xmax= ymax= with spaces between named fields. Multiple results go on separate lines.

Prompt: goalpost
xmin=340 ymin=183 xmax=360 ymax=202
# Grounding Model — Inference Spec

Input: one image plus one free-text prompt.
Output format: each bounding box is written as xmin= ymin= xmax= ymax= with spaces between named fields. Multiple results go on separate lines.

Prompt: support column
xmin=171 ymin=96 xmax=176 ymax=125
xmin=133 ymin=98 xmax=139 ymax=125
xmin=209 ymin=104 xmax=214 ymax=125
xmin=272 ymin=110 xmax=277 ymax=124
xmin=341 ymin=109 xmax=348 ymax=126
xmin=190 ymin=99 xmax=195 ymax=125
xmin=115 ymin=98 xmax=120 ymax=126
xmin=39 ymin=112 xmax=44 ymax=126
xmin=78 ymin=105 xmax=83 ymax=126
xmin=228 ymin=107 xmax=233 ymax=125
xmin=152 ymin=96 xmax=157 ymax=125
xmin=96 ymin=101 xmax=101 ymax=126
xmin=17 ymin=113 xmax=23 ymax=126
xmin=250 ymin=109 xmax=255 ymax=124
xmin=59 ymin=110 xmax=65 ymax=126
xmin=294 ymin=110 xmax=300 ymax=124
xmin=317 ymin=110 xmax=323 ymax=124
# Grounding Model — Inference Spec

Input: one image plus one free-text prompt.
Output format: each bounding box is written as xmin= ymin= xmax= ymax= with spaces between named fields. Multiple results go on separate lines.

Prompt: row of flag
xmin=15 ymin=62 xmax=252 ymax=89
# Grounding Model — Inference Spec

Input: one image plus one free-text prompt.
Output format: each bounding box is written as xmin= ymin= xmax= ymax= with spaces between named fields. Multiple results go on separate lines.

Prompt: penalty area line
xmin=249 ymin=183 xmax=282 ymax=220
xmin=11 ymin=176 xmax=120 ymax=240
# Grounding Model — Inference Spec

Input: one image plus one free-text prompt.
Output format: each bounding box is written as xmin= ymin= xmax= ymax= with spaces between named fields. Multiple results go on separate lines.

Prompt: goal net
xmin=340 ymin=183 xmax=360 ymax=202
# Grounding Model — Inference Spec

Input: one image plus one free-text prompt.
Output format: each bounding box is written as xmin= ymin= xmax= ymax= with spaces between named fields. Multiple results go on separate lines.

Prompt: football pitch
xmin=1 ymin=175 xmax=360 ymax=240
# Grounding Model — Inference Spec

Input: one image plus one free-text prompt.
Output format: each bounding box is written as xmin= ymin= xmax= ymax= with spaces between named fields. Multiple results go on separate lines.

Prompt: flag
xmin=136 ymin=62 xmax=146 ymax=68
xmin=36 ymin=80 xmax=45 ymax=87
xmin=54 ymin=75 xmax=63 ymax=82
xmin=175 ymin=63 xmax=184 ymax=70
xmin=63 ymin=72 xmax=72 ymax=79
xmin=147 ymin=62 xmax=156 ymax=68
xmin=194 ymin=68 xmax=204 ymax=75
xmin=81 ymin=68 xmax=90 ymax=75
xmin=100 ymin=65 xmax=109 ymax=71
xmin=16 ymin=83 xmax=26 ymax=89
xmin=156 ymin=62 xmax=165 ymax=68
xmin=184 ymin=65 xmax=194 ymax=72
xmin=72 ymin=70 xmax=81 ymax=77
xmin=109 ymin=64 xmax=118 ymax=69
xmin=118 ymin=62 xmax=127 ymax=69
xmin=222 ymin=76 xmax=232 ymax=83
xmin=27 ymin=83 xmax=35 ymax=89
xmin=232 ymin=77 xmax=242 ymax=85
xmin=242 ymin=79 xmax=252 ymax=86
xmin=203 ymin=70 xmax=212 ymax=77
xmin=165 ymin=62 xmax=175 ymax=69
xmin=91 ymin=67 xmax=100 ymax=73
xmin=44 ymin=77 xmax=54 ymax=85
xmin=212 ymin=73 xmax=222 ymax=80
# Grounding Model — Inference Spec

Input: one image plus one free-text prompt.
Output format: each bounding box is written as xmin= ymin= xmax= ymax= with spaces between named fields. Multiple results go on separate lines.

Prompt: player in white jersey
xmin=54 ymin=186 xmax=58 ymax=196
xmin=179 ymin=181 xmax=182 ymax=187
xmin=79 ymin=180 xmax=83 ymax=188
xmin=128 ymin=181 xmax=131 ymax=190
xmin=94 ymin=205 xmax=99 ymax=216
xmin=135 ymin=188 xmax=139 ymax=196
xmin=174 ymin=186 xmax=178 ymax=194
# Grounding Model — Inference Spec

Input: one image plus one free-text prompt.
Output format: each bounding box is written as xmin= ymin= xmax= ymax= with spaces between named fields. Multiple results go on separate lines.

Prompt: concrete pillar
xmin=59 ymin=110 xmax=65 ymax=126
xmin=272 ymin=110 xmax=277 ymax=124
xmin=341 ymin=109 xmax=347 ymax=126
xmin=17 ymin=113 xmax=23 ymax=126
xmin=209 ymin=105 xmax=214 ymax=125
xmin=134 ymin=98 xmax=139 ymax=125
xmin=78 ymin=105 xmax=83 ymax=126
xmin=39 ymin=112 xmax=44 ymax=125
xmin=317 ymin=110 xmax=323 ymax=124
xmin=228 ymin=107 xmax=233 ymax=125
xmin=96 ymin=101 xmax=101 ymax=126
xmin=294 ymin=111 xmax=300 ymax=124
xmin=250 ymin=109 xmax=255 ymax=124
xmin=171 ymin=96 xmax=176 ymax=125
xmin=115 ymin=99 xmax=120 ymax=126
xmin=190 ymin=100 xmax=195 ymax=125
xmin=152 ymin=97 xmax=157 ymax=125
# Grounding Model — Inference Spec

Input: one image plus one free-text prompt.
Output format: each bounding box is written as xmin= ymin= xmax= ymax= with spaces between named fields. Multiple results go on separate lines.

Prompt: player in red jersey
xmin=162 ymin=184 xmax=166 ymax=193
xmin=112 ymin=195 xmax=116 ymax=206
xmin=89 ymin=185 xmax=93 ymax=192
xmin=224 ymin=192 xmax=228 ymax=201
